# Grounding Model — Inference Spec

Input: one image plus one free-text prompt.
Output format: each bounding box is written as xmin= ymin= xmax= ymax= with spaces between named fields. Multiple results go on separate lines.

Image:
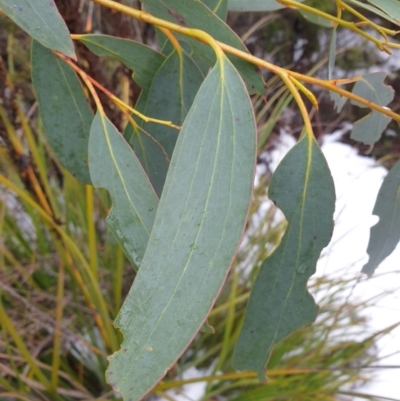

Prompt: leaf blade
xmin=233 ymin=135 xmax=335 ymax=378
xmin=0 ymin=0 xmax=75 ymax=58
xmin=31 ymin=40 xmax=93 ymax=183
xmin=362 ymin=160 xmax=400 ymax=276
xmin=140 ymin=0 xmax=265 ymax=95
xmin=125 ymin=50 xmax=204 ymax=195
xmin=106 ymin=55 xmax=256 ymax=401
xmin=228 ymin=0 xmax=304 ymax=11
xmin=77 ymin=34 xmax=165 ymax=93
xmin=89 ymin=113 xmax=159 ymax=268
xmin=350 ymin=73 xmax=394 ymax=145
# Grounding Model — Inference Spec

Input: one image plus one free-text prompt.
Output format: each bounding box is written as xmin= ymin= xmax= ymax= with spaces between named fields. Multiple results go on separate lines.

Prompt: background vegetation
xmin=0 ymin=0 xmax=399 ymax=400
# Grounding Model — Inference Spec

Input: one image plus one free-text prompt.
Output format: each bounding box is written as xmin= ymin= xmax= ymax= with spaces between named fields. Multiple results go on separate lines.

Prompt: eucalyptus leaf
xmin=352 ymin=112 xmax=391 ymax=146
xmin=0 ymin=0 xmax=75 ymax=58
xmin=328 ymin=28 xmax=337 ymax=80
xmin=299 ymin=9 xmax=334 ymax=27
xmin=124 ymin=92 xmax=171 ymax=198
xmin=330 ymin=91 xmax=347 ymax=113
xmin=233 ymin=134 xmax=335 ymax=379
xmin=347 ymin=0 xmax=400 ymax=25
xmin=31 ymin=40 xmax=93 ymax=183
xmin=362 ymin=160 xmax=400 ymax=276
xmin=77 ymin=34 xmax=165 ymax=93
xmin=202 ymin=0 xmax=229 ymax=19
xmin=106 ymin=55 xmax=256 ymax=401
xmin=350 ymin=73 xmax=394 ymax=145
xmin=89 ymin=113 xmax=158 ymax=269
xmin=367 ymin=0 xmax=400 ymax=22
xmin=228 ymin=0 xmax=303 ymax=11
xmin=140 ymin=0 xmax=265 ymax=95
xmin=125 ymin=50 xmax=204 ymax=196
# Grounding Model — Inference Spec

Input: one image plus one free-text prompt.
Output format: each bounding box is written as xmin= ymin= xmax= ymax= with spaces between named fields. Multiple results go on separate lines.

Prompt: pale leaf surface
xmin=140 ymin=0 xmax=265 ymax=94
xmin=362 ymin=160 xmax=400 ymax=276
xmin=89 ymin=113 xmax=158 ymax=268
xmin=233 ymin=135 xmax=335 ymax=378
xmin=0 ymin=0 xmax=75 ymax=57
xmin=31 ymin=41 xmax=92 ymax=183
xmin=77 ymin=35 xmax=165 ymax=93
xmin=350 ymin=73 xmax=394 ymax=145
xmin=106 ymin=55 xmax=256 ymax=401
xmin=228 ymin=0 xmax=303 ymax=11
xmin=126 ymin=50 xmax=204 ymax=195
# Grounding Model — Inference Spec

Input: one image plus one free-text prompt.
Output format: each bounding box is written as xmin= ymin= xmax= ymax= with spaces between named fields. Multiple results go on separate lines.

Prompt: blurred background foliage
xmin=0 ymin=0 xmax=399 ymax=400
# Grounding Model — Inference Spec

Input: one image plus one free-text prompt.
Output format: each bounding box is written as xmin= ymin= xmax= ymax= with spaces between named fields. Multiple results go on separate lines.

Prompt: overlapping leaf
xmin=89 ymin=113 xmax=158 ymax=269
xmin=328 ymin=28 xmax=337 ymax=80
xmin=367 ymin=0 xmax=400 ymax=23
xmin=77 ymin=35 xmax=165 ymax=93
xmin=202 ymin=0 xmax=229 ymax=19
xmin=347 ymin=0 xmax=400 ymax=25
xmin=106 ymin=55 xmax=256 ymax=401
xmin=31 ymin=41 xmax=93 ymax=183
xmin=350 ymin=73 xmax=394 ymax=145
xmin=125 ymin=50 xmax=204 ymax=196
xmin=0 ymin=0 xmax=75 ymax=58
xmin=140 ymin=0 xmax=265 ymax=95
xmin=233 ymin=135 xmax=335 ymax=379
xmin=362 ymin=160 xmax=400 ymax=276
xmin=228 ymin=0 xmax=303 ymax=11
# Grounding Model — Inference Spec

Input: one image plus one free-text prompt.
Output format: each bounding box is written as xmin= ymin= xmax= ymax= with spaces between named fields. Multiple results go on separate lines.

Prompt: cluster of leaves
xmin=1 ymin=0 xmax=400 ymax=400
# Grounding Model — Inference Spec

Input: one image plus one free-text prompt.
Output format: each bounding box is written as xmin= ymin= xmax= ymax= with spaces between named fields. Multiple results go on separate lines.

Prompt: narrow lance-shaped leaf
xmin=228 ymin=0 xmax=304 ymax=11
xmin=362 ymin=160 xmax=400 ymax=276
xmin=123 ymin=92 xmax=171 ymax=199
xmin=77 ymin=35 xmax=165 ymax=93
xmin=350 ymin=72 xmax=394 ymax=146
xmin=298 ymin=9 xmax=334 ymax=27
xmin=347 ymin=0 xmax=400 ymax=25
xmin=89 ymin=113 xmax=158 ymax=269
xmin=0 ymin=0 xmax=75 ymax=58
xmin=155 ymin=0 xmax=229 ymax=55
xmin=31 ymin=40 xmax=92 ymax=183
xmin=202 ymin=0 xmax=229 ymax=19
xmin=367 ymin=0 xmax=400 ymax=22
xmin=106 ymin=54 xmax=256 ymax=400
xmin=328 ymin=28 xmax=337 ymax=80
xmin=328 ymin=28 xmax=348 ymax=111
xmin=141 ymin=0 xmax=265 ymax=95
xmin=125 ymin=50 xmax=204 ymax=196
xmin=233 ymin=135 xmax=335 ymax=379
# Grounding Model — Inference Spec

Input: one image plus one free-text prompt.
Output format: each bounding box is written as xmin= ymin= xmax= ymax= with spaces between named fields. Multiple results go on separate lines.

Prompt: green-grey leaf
xmin=31 ymin=40 xmax=92 ymax=183
xmin=362 ymin=160 xmax=400 ymax=276
xmin=202 ymin=0 xmax=229 ymax=19
xmin=351 ymin=111 xmax=391 ymax=145
xmin=350 ymin=73 xmax=394 ymax=145
xmin=77 ymin=34 xmax=165 ymax=93
xmin=106 ymin=55 xmax=256 ymax=400
xmin=367 ymin=0 xmax=400 ymax=22
xmin=124 ymin=123 xmax=170 ymax=199
xmin=329 ymin=91 xmax=347 ymax=113
xmin=351 ymin=73 xmax=393 ymax=108
xmin=140 ymin=0 xmax=265 ymax=95
xmin=328 ymin=28 xmax=337 ymax=80
xmin=298 ymin=9 xmax=334 ymax=27
xmin=89 ymin=113 xmax=158 ymax=268
xmin=228 ymin=0 xmax=303 ymax=11
xmin=125 ymin=50 xmax=204 ymax=196
xmin=347 ymin=0 xmax=400 ymax=25
xmin=0 ymin=0 xmax=75 ymax=58
xmin=233 ymin=135 xmax=335 ymax=379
